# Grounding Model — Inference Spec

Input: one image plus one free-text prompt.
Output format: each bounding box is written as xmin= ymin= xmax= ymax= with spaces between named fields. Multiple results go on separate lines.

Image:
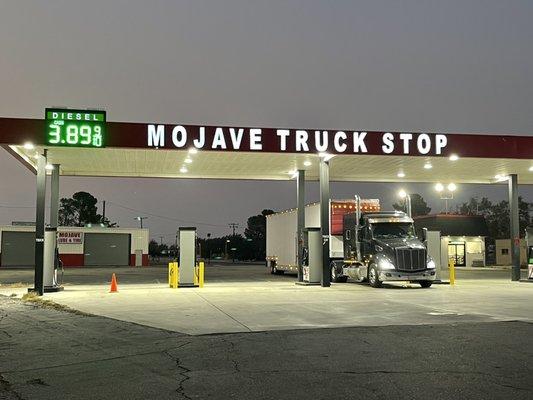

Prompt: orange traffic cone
xmin=110 ymin=273 xmax=118 ymax=293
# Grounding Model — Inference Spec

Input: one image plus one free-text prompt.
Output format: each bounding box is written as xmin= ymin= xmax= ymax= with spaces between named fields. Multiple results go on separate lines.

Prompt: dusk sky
xmin=1 ymin=0 xmax=532 ymax=240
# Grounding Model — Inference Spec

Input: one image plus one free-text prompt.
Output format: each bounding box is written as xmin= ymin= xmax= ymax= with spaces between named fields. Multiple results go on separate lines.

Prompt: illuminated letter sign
xmin=45 ymin=108 xmax=106 ymax=148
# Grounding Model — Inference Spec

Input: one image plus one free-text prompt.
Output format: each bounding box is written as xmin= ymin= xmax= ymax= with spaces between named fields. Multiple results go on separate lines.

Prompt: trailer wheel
xmin=330 ymin=262 xmax=348 ymax=283
xmin=368 ymin=264 xmax=383 ymax=288
xmin=419 ymin=281 xmax=432 ymax=288
xmin=270 ymin=262 xmax=283 ymax=275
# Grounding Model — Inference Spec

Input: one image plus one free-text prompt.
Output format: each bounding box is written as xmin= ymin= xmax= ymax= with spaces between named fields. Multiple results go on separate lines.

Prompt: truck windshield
xmin=372 ymin=223 xmax=416 ymax=239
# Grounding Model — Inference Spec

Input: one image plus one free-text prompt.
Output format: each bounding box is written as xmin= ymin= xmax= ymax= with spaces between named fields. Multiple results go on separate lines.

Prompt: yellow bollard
xmin=199 ymin=261 xmax=204 ymax=288
xmin=193 ymin=263 xmax=199 ymax=286
xmin=449 ymin=259 xmax=455 ymax=285
xmin=169 ymin=262 xmax=179 ymax=288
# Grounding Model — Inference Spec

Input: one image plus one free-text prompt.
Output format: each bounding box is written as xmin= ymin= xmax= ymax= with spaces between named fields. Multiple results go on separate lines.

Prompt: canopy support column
xmin=508 ymin=174 xmax=521 ymax=281
xmin=50 ymin=164 xmax=60 ymax=228
xmin=33 ymin=151 xmax=47 ymax=295
xmin=319 ymin=158 xmax=331 ymax=287
xmin=296 ymin=169 xmax=305 ymax=282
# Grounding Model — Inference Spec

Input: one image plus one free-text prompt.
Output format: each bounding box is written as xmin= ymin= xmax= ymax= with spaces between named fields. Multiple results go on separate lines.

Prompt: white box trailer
xmin=266 ymin=199 xmax=379 ymax=274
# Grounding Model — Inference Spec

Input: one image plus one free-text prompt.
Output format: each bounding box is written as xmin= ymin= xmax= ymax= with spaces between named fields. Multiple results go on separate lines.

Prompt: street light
xmin=435 ymin=183 xmax=456 ymax=214
xmin=225 ymin=239 xmax=230 ymax=260
xmin=134 ymin=216 xmax=148 ymax=228
xmin=398 ymin=190 xmax=411 ymax=217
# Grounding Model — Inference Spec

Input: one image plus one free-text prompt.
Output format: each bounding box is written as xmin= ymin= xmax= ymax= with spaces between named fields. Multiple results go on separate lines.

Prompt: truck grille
xmin=395 ymin=248 xmax=426 ymax=271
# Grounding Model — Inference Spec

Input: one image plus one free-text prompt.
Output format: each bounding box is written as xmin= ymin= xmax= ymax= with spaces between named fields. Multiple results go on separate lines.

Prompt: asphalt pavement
xmin=1 ymin=296 xmax=532 ymax=400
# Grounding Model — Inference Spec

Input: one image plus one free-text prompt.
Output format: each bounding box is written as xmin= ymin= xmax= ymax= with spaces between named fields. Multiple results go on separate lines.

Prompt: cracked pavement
xmin=1 ymin=296 xmax=532 ymax=399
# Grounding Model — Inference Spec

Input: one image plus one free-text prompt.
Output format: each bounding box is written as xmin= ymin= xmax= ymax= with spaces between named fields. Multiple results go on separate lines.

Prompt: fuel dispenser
xmin=526 ymin=227 xmax=533 ymax=280
xmin=168 ymin=227 xmax=204 ymax=288
xmin=43 ymin=227 xmax=63 ymax=292
xmin=296 ymin=227 xmax=321 ymax=285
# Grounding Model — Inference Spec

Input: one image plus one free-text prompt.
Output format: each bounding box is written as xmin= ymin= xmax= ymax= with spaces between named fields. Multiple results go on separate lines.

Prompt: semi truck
xmin=266 ymin=196 xmax=436 ymax=288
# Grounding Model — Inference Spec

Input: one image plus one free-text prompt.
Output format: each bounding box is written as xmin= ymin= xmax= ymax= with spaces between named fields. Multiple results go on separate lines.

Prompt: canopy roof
xmin=1 ymin=117 xmax=532 ymax=184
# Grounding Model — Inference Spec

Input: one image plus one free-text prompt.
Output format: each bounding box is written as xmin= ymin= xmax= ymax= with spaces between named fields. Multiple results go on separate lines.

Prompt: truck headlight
xmin=427 ymin=258 xmax=436 ymax=269
xmin=378 ymin=258 xmax=395 ymax=270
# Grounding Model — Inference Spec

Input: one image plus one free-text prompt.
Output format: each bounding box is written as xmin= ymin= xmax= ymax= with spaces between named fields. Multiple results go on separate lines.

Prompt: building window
xmin=501 ymin=248 xmax=509 ymax=255
xmin=466 ymin=241 xmax=482 ymax=254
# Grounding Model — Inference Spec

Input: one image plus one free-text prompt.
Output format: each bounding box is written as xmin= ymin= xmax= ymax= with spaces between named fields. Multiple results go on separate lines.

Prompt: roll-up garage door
xmin=1 ymin=231 xmax=35 ymax=267
xmin=84 ymin=233 xmax=130 ymax=266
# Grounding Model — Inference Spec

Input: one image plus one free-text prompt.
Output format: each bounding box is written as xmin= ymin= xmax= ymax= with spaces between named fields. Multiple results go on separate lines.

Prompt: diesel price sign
xmin=45 ymin=108 xmax=106 ymax=148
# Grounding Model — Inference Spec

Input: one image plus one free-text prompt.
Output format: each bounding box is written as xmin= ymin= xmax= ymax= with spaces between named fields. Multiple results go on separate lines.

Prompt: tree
xmin=457 ymin=196 xmax=532 ymax=238
xmin=392 ymin=193 xmax=431 ymax=217
xmin=58 ymin=191 xmax=113 ymax=227
xmin=244 ymin=209 xmax=275 ymax=260
xmin=149 ymin=240 xmax=159 ymax=257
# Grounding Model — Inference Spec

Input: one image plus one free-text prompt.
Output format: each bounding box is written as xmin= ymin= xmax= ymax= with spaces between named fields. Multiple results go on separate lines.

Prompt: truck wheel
xmin=330 ymin=262 xmax=348 ymax=283
xmin=271 ymin=263 xmax=283 ymax=275
xmin=368 ymin=264 xmax=383 ymax=288
xmin=419 ymin=281 xmax=432 ymax=288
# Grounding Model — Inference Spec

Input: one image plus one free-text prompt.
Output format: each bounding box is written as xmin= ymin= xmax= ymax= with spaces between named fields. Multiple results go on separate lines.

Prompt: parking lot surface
xmin=1 ymin=297 xmax=532 ymax=400
xmin=1 ymin=264 xmax=531 ymax=335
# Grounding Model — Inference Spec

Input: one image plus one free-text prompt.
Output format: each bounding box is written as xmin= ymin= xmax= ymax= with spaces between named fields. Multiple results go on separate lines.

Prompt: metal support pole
xmin=319 ymin=159 xmax=331 ymax=287
xmin=508 ymin=174 xmax=521 ymax=281
xmin=33 ymin=152 xmax=47 ymax=295
xmin=49 ymin=164 xmax=60 ymax=228
xmin=297 ymin=169 xmax=305 ymax=282
xmin=406 ymin=194 xmax=412 ymax=218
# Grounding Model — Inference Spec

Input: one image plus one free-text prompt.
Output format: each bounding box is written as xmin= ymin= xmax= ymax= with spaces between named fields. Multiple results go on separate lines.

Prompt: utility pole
xmin=102 ymin=200 xmax=106 ymax=220
xmin=228 ymin=223 xmax=239 ymax=263
xmin=228 ymin=223 xmax=239 ymax=236
xmin=159 ymin=236 xmax=164 ymax=245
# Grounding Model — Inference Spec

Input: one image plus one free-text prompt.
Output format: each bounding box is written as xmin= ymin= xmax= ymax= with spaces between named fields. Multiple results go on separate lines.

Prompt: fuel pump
xmin=296 ymin=228 xmax=321 ymax=285
xmin=178 ymin=227 xmax=198 ymax=287
xmin=43 ymin=227 xmax=63 ymax=292
xmin=526 ymin=227 xmax=533 ymax=280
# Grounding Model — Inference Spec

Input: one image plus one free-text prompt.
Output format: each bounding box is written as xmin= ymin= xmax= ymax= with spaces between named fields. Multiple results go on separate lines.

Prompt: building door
xmin=448 ymin=242 xmax=466 ymax=267
xmin=1 ymin=231 xmax=35 ymax=267
xmin=84 ymin=233 xmax=130 ymax=266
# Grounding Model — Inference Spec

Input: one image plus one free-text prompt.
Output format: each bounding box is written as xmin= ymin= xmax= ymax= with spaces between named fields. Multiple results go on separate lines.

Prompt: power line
xmin=106 ymin=200 xmax=227 ymax=227
xmin=0 ymin=204 xmax=37 ymax=209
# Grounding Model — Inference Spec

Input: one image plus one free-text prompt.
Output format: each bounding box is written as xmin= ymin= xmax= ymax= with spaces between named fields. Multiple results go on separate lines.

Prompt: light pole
xmin=398 ymin=190 xmax=412 ymax=217
xmin=134 ymin=216 xmax=148 ymax=228
xmin=225 ymin=239 xmax=230 ymax=260
xmin=435 ymin=183 xmax=457 ymax=214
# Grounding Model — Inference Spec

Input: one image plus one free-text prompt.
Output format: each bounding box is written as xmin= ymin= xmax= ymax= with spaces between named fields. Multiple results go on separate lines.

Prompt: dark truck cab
xmin=332 ymin=210 xmax=436 ymax=288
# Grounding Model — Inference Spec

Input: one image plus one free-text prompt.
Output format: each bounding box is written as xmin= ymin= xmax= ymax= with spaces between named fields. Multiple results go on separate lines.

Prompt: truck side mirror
xmin=422 ymin=228 xmax=428 ymax=243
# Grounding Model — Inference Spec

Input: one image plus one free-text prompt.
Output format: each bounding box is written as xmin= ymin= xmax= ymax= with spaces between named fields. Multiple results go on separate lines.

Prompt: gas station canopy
xmin=1 ymin=116 xmax=532 ymax=184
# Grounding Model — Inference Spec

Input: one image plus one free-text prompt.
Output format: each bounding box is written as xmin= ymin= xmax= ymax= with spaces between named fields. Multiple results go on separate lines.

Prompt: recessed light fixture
xmin=180 ymin=167 xmax=188 ymax=173
xmin=303 ymin=160 xmax=312 ymax=167
xmin=188 ymin=148 xmax=198 ymax=154
xmin=45 ymin=164 xmax=54 ymax=170
xmin=318 ymin=153 xmax=334 ymax=162
xmin=529 ymin=166 xmax=533 ymax=172
xmin=424 ymin=163 xmax=433 ymax=169
xmin=184 ymin=158 xmax=192 ymax=164
xmin=494 ymin=174 xmax=509 ymax=182
xmin=397 ymin=172 xmax=405 ymax=178
xmin=23 ymin=142 xmax=34 ymax=150
xmin=449 ymin=154 xmax=459 ymax=161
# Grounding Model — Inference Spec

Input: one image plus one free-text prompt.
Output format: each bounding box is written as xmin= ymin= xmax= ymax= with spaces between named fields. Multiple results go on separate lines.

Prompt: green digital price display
xmin=45 ymin=108 xmax=106 ymax=148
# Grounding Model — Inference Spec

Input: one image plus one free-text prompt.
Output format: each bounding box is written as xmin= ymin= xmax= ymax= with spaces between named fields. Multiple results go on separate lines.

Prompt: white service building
xmin=0 ymin=225 xmax=149 ymax=267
